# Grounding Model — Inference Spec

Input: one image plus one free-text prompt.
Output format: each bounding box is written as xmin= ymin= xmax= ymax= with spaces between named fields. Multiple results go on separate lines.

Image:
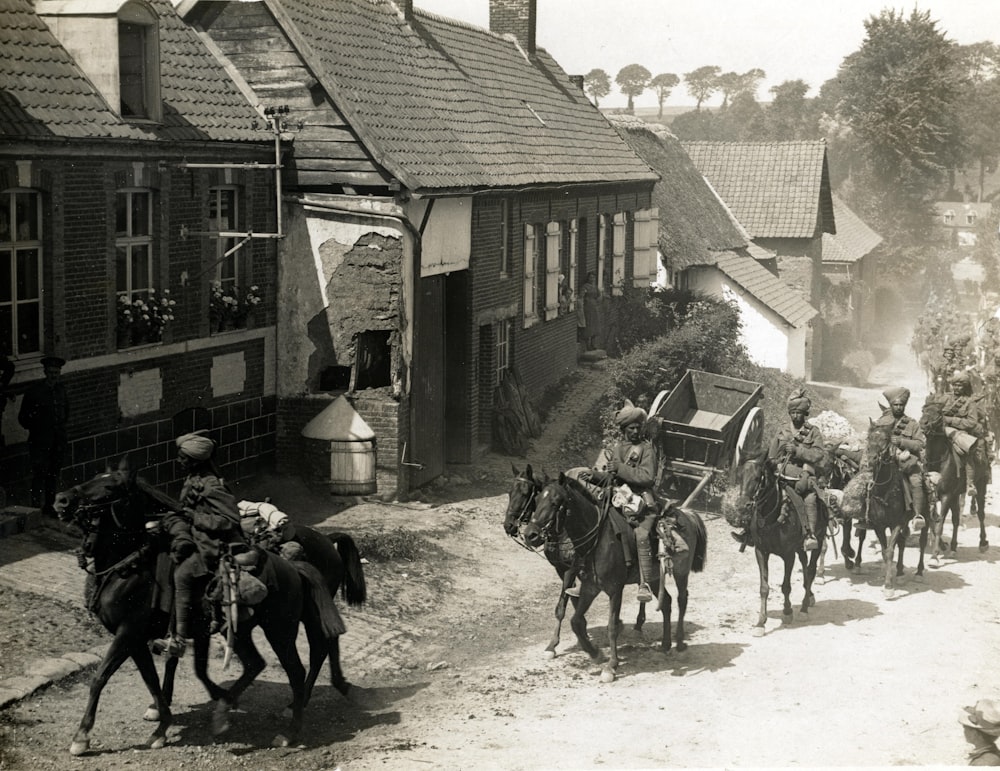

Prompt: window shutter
xmin=649 ymin=207 xmax=660 ymax=282
xmin=568 ymin=218 xmax=578 ymax=311
xmin=544 ymin=221 xmax=561 ymax=321
xmin=523 ymin=223 xmax=536 ymax=327
xmin=632 ymin=209 xmax=650 ymax=288
xmin=612 ymin=212 xmax=626 ymax=296
xmin=597 ymin=215 xmax=607 ymax=293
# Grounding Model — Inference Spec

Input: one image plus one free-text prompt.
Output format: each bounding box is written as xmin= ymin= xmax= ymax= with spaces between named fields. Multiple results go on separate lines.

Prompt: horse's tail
xmin=295 ymin=560 xmax=347 ymax=639
xmin=690 ymin=513 xmax=707 ymax=573
xmin=328 ymin=532 xmax=367 ymax=607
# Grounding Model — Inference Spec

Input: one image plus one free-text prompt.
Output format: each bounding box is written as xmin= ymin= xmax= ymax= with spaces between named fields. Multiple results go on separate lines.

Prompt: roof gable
xmin=823 ymin=195 xmax=882 ymax=264
xmin=681 ymin=141 xmax=834 ymax=239
xmin=258 ymin=0 xmax=657 ymax=194
xmin=609 ymin=115 xmax=747 ymax=265
xmin=714 ymin=251 xmax=817 ymax=328
xmin=0 ymin=0 xmax=263 ymax=143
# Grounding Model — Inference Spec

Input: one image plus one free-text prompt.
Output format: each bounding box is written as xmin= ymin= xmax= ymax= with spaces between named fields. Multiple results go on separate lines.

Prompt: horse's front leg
xmin=841 ymin=518 xmax=856 ymax=569
xmin=915 ymin=522 xmax=929 ymax=577
xmin=780 ymin=555 xmax=795 ymax=624
xmin=670 ymin=578 xmax=687 ymax=653
xmin=70 ymin=632 xmax=132 ymax=756
xmin=976 ymin=483 xmax=989 ymax=552
xmin=895 ymin=527 xmax=908 ymax=577
xmin=601 ymin=589 xmax=624 ymax=683
xmin=753 ymin=549 xmax=769 ymax=637
xmin=882 ymin=527 xmax=903 ymax=597
xmin=799 ymin=549 xmax=818 ymax=614
xmin=212 ymin=632 xmax=267 ymax=738
xmin=544 ymin=573 xmax=575 ymax=658
xmin=568 ymin=584 xmax=601 ymax=661
xmin=130 ymin=643 xmax=171 ymax=750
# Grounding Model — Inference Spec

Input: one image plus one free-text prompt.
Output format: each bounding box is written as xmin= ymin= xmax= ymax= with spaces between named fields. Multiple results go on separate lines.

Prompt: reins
xmin=547 ymin=483 xmax=604 ymax=559
xmin=507 ymin=477 xmax=545 ymax=555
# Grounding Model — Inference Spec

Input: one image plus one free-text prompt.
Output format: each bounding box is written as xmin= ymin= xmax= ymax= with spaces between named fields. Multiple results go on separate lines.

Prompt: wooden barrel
xmin=326 ymin=438 xmax=377 ymax=495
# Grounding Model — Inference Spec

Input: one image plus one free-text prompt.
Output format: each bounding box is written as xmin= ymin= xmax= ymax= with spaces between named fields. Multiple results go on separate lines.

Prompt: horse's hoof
xmin=599 ymin=669 xmax=616 ymax=684
xmin=148 ymin=734 xmax=166 ymax=750
xmin=69 ymin=740 xmax=90 ymax=756
xmin=981 ymin=541 xmax=989 ymax=552
xmin=212 ymin=709 xmax=231 ymax=736
xmin=542 ymin=649 xmax=556 ymax=660
xmin=143 ymin=706 xmax=160 ymax=722
xmin=272 ymin=734 xmax=292 ymax=748
xmin=883 ymin=587 xmax=895 ymax=599
xmin=675 ymin=641 xmax=687 ymax=653
xmin=751 ymin=627 xmax=765 ymax=637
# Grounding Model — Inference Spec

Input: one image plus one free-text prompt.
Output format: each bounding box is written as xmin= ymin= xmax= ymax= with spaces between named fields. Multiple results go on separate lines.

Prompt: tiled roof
xmin=823 ymin=195 xmax=882 ymax=264
xmin=0 ymin=0 xmax=263 ymax=143
xmin=715 ymin=250 xmax=818 ymax=328
xmin=267 ymin=0 xmax=657 ymax=194
xmin=608 ymin=115 xmax=746 ymax=265
xmin=681 ymin=141 xmax=834 ymax=239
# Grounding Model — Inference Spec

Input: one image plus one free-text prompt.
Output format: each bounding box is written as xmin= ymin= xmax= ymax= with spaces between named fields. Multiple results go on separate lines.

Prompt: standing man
xmin=18 ymin=355 xmax=69 ymax=515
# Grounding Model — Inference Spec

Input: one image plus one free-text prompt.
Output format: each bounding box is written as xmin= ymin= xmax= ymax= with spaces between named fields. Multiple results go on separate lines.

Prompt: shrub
xmin=353 ymin=527 xmax=428 ymax=562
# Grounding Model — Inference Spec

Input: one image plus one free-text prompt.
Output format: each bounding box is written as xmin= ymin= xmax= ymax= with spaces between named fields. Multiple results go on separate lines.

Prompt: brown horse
xmin=521 ymin=473 xmax=706 ymax=682
xmin=920 ymin=396 xmax=990 ymax=557
xmin=735 ymin=454 xmax=824 ymax=635
xmin=54 ymin=462 xmax=342 ymax=755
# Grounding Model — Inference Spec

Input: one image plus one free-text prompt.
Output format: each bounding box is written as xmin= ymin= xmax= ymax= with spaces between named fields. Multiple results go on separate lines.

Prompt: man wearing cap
xmin=152 ymin=430 xmax=247 ymax=657
xmin=577 ymin=399 xmax=687 ymax=604
xmin=17 ymin=355 xmax=69 ymax=515
xmin=857 ymin=387 xmax=928 ymax=533
xmin=960 ymin=698 xmax=1000 ymax=765
xmin=943 ymin=370 xmax=990 ymax=454
xmin=735 ymin=388 xmax=827 ymax=550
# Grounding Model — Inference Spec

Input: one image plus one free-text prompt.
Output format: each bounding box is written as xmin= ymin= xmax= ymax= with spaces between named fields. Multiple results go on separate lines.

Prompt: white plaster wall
xmin=40 ymin=16 xmax=118 ymax=109
xmin=406 ymin=197 xmax=471 ymax=277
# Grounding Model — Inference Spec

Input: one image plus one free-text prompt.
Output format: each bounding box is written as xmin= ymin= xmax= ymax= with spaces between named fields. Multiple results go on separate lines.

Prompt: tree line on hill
xmin=585 ymin=10 xmax=1000 ymax=306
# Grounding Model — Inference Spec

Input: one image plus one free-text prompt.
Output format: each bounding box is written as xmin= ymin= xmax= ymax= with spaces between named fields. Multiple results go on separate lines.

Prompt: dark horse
xmin=54 ymin=462 xmax=343 ymax=755
xmin=858 ymin=421 xmax=930 ymax=595
xmin=735 ymin=455 xmax=825 ymax=635
xmin=503 ymin=464 xmax=646 ymax=658
xmin=521 ymin=474 xmax=706 ymax=682
xmin=920 ymin=396 xmax=990 ymax=558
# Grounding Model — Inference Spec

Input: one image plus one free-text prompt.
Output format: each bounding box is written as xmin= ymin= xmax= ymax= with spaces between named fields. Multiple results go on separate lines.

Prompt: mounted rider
xmin=152 ymin=431 xmax=249 ymax=657
xmin=576 ymin=399 xmax=687 ymax=604
xmin=856 ymin=387 xmax=927 ymax=533
xmin=766 ymin=389 xmax=826 ymax=551
xmin=941 ymin=369 xmax=990 ymax=479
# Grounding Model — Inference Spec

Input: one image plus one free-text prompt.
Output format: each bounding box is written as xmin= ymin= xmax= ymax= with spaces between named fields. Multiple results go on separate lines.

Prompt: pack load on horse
xmin=53 ymin=458 xmax=347 ymax=754
xmin=574 ymin=399 xmax=688 ymax=603
xmin=733 ymin=388 xmax=827 ymax=552
xmin=853 ymin=387 xmax=928 ymax=535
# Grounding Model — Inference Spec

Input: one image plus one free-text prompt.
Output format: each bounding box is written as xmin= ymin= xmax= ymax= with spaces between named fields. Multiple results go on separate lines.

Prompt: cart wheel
xmin=734 ymin=406 xmax=764 ymax=468
xmin=649 ymin=389 xmax=670 ymax=419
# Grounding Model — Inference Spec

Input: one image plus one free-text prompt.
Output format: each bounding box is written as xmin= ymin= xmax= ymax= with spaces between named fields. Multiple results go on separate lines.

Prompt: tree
xmin=684 ymin=65 xmax=721 ymax=110
xmin=736 ymin=68 xmax=766 ymax=100
xmin=584 ymin=68 xmax=611 ymax=107
xmin=616 ymin=64 xmax=651 ymax=112
xmin=955 ymin=43 xmax=1000 ymax=201
xmin=766 ymin=79 xmax=813 ymax=140
xmin=715 ymin=71 xmax=741 ymax=109
xmin=650 ymin=72 xmax=680 ymax=118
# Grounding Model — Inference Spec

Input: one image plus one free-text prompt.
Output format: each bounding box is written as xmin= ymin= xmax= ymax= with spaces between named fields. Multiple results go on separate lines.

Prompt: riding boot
xmin=909 ymin=475 xmax=926 ymax=532
xmin=802 ymin=495 xmax=819 ymax=551
xmin=563 ymin=567 xmax=581 ymax=598
xmin=152 ymin=571 xmax=193 ymax=658
xmin=636 ymin=534 xmax=655 ymax=603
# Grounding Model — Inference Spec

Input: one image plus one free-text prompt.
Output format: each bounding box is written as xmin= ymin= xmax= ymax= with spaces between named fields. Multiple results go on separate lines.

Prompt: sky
xmin=416 ymin=0 xmax=1000 ymax=108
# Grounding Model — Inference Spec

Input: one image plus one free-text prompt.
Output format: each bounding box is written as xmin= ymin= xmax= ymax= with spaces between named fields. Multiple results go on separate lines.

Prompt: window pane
xmin=119 ymin=22 xmax=147 ymax=117
xmin=14 ymin=193 xmax=38 ymax=241
xmin=17 ymin=300 xmax=40 ymax=353
xmin=131 ymin=244 xmax=150 ymax=292
xmin=0 ymin=306 xmax=11 ymax=354
xmin=16 ymin=248 xmax=39 ymax=300
xmin=116 ymin=193 xmax=128 ymax=237
xmin=116 ymin=245 xmax=128 ymax=293
xmin=220 ymin=251 xmax=237 ymax=283
xmin=0 ymin=249 xmax=10 ymax=301
xmin=131 ymin=192 xmax=150 ymax=236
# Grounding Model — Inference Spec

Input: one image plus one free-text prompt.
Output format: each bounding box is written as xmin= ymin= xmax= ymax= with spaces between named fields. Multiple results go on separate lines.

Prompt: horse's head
xmin=919 ymin=395 xmax=946 ymax=436
xmin=866 ymin=419 xmax=894 ymax=467
xmin=53 ymin=457 xmax=148 ymax=544
xmin=503 ymin=464 xmax=542 ymax=537
xmin=522 ymin=474 xmax=571 ymax=549
xmin=735 ymin=454 xmax=768 ymax=512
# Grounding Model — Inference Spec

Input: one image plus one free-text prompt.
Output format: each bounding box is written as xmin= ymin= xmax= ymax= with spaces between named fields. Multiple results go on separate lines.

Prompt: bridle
xmin=507 ymin=476 xmax=541 ymax=553
xmin=742 ymin=460 xmax=781 ymax=525
xmin=533 ymin=481 xmax=603 ymax=558
xmin=65 ymin=479 xmax=146 ymax=578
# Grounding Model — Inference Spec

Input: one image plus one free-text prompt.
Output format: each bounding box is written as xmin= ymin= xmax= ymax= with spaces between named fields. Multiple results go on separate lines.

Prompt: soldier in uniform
xmin=960 ymin=699 xmax=1000 ymax=766
xmin=855 ymin=387 xmax=927 ymax=532
xmin=734 ymin=389 xmax=826 ymax=551
xmin=17 ymin=355 xmax=69 ymax=515
xmin=942 ymin=369 xmax=991 ymax=491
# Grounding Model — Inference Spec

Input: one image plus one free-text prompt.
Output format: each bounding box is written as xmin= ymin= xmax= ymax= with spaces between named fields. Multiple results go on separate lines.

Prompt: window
xmin=355 ymin=330 xmax=391 ymax=390
xmin=499 ymin=200 xmax=510 ymax=275
xmin=632 ymin=208 xmax=660 ymax=288
xmin=116 ymin=189 xmax=153 ymax=304
xmin=943 ymin=210 xmax=955 ymax=224
xmin=0 ymin=189 xmax=42 ymax=357
xmin=611 ymin=212 xmax=626 ymax=295
xmin=967 ymin=212 xmax=977 ymax=225
xmin=495 ymin=318 xmax=510 ymax=381
xmin=118 ymin=2 xmax=161 ymax=121
xmin=210 ymin=187 xmax=240 ymax=290
xmin=523 ymin=223 xmax=542 ymax=327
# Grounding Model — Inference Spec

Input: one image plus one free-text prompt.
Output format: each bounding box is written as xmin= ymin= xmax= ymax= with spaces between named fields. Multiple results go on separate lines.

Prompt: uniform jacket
xmin=591 ymin=438 xmax=657 ymax=496
xmin=942 ymin=394 xmax=989 ymax=438
xmin=767 ymin=422 xmax=827 ymax=476
xmin=163 ymin=471 xmax=245 ymax=575
xmin=874 ymin=412 xmax=925 ymax=474
xmin=969 ymin=744 xmax=1000 ymax=766
xmin=18 ymin=379 xmax=69 ymax=446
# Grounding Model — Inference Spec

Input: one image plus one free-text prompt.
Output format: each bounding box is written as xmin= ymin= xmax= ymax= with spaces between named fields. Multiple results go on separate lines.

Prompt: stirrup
xmin=910 ymin=515 xmax=926 ymax=532
xmin=564 ymin=581 xmax=581 ymax=597
xmin=150 ymin=635 xmax=187 ymax=658
xmin=803 ymin=534 xmax=819 ymax=551
xmin=636 ymin=583 xmax=653 ymax=603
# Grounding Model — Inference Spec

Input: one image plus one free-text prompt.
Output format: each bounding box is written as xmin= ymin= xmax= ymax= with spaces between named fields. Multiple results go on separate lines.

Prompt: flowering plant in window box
xmin=210 ymin=281 xmax=263 ymax=331
xmin=117 ymin=289 xmax=176 ymax=348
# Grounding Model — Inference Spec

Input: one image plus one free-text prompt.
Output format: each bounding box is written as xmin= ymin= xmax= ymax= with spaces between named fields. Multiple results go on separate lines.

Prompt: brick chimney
xmin=397 ymin=0 xmax=414 ymax=21
xmin=569 ymin=75 xmax=585 ymax=91
xmin=489 ymin=0 xmax=536 ymax=58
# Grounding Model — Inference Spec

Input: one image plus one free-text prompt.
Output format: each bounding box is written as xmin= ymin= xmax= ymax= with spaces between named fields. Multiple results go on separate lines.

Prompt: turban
xmin=786 ymin=389 xmax=811 ymax=413
xmin=614 ymin=399 xmax=647 ymax=428
xmin=883 ymin=387 xmax=910 ymax=404
xmin=176 ymin=430 xmax=215 ymax=461
xmin=950 ymin=370 xmax=971 ymax=385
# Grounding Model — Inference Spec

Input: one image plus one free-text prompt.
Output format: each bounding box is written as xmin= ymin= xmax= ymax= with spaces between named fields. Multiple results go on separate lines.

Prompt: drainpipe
xmin=285 ymin=194 xmax=422 ymax=499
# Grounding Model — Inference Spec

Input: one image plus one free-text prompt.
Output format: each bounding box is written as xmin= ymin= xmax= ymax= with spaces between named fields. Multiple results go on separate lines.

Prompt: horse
xmin=859 ymin=421 xmax=930 ymax=595
xmin=920 ymin=397 xmax=990 ymax=557
xmin=54 ymin=461 xmax=342 ymax=755
xmin=735 ymin=455 xmax=825 ymax=636
xmin=521 ymin=473 xmax=706 ymax=682
xmin=503 ymin=464 xmax=647 ymax=658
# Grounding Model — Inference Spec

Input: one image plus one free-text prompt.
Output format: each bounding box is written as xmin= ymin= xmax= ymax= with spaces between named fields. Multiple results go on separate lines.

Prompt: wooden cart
xmin=648 ymin=369 xmax=764 ymax=508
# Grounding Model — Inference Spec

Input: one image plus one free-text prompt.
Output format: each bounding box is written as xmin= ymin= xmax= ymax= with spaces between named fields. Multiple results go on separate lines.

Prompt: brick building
xmin=182 ymin=0 xmax=658 ymax=496
xmin=0 ymin=0 xmax=279 ymax=500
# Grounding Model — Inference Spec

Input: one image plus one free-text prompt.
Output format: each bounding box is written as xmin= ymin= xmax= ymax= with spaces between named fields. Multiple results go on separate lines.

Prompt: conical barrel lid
xmin=301 ymin=395 xmax=375 ymax=441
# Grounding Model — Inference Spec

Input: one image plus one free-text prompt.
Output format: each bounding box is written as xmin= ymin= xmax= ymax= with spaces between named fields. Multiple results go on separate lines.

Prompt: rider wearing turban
xmin=153 ymin=430 xmax=247 ymax=658
xmin=858 ymin=384 xmax=927 ymax=533
xmin=577 ymin=398 xmax=687 ymax=604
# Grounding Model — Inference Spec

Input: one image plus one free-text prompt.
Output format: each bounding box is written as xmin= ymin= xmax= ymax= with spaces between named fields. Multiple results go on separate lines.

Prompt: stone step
xmin=0 ymin=506 xmax=42 ymax=539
